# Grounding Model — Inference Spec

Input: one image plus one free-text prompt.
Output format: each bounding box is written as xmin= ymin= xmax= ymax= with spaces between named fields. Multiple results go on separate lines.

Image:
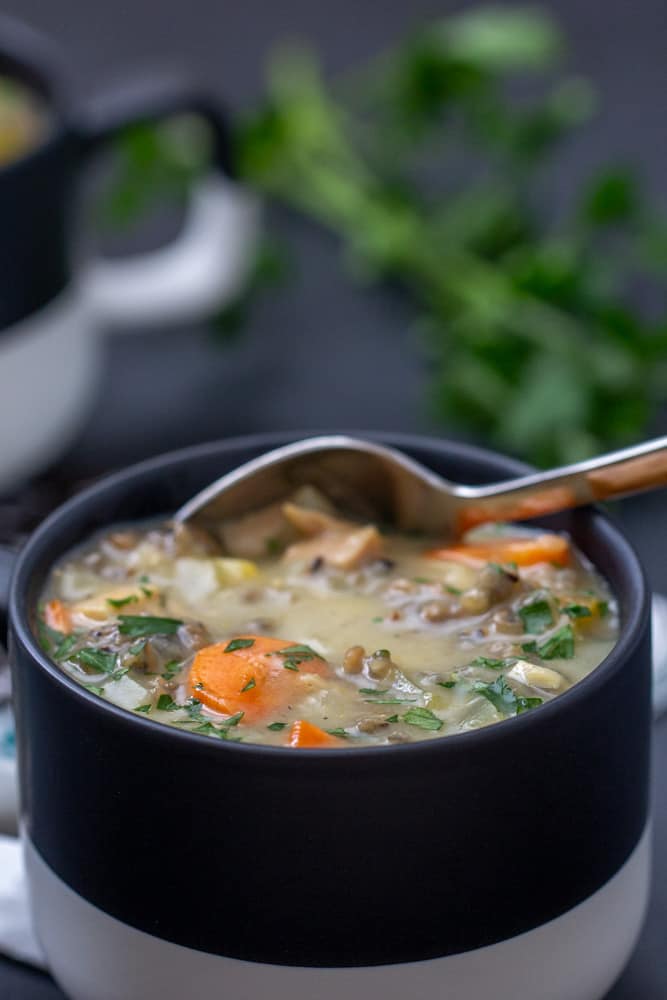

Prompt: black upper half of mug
xmin=8 ymin=432 xmax=653 ymax=967
xmin=0 ymin=17 xmax=73 ymax=330
xmin=0 ymin=15 xmax=234 ymax=333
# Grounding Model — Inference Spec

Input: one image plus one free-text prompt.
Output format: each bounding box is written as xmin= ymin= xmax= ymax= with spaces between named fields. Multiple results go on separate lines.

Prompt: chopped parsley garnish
xmin=597 ymin=600 xmax=609 ymax=618
xmin=36 ymin=620 xmax=64 ymax=656
xmin=519 ymin=599 xmax=554 ymax=634
xmin=275 ymin=644 xmax=324 ymax=660
xmin=107 ymin=594 xmax=138 ymax=609
xmin=85 ymin=684 xmax=105 ymax=695
xmin=265 ymin=537 xmax=284 ymax=556
xmin=326 ymin=728 xmax=350 ymax=738
xmin=385 ymin=714 xmax=399 ymax=723
xmin=54 ymin=634 xmax=78 ymax=661
xmin=185 ymin=698 xmax=203 ymax=718
xmin=225 ymin=637 xmax=255 ymax=652
xmin=413 ymin=576 xmax=431 ymax=584
xmin=562 ymin=603 xmax=593 ymax=619
xmin=225 ymin=711 xmax=244 ymax=726
xmin=76 ymin=648 xmax=117 ymax=674
xmin=240 ymin=677 xmax=256 ymax=693
xmin=363 ymin=697 xmax=416 ymax=704
xmin=474 ymin=676 xmax=537 ymax=716
xmin=517 ymin=696 xmax=544 ymax=713
xmin=267 ymin=721 xmax=288 ymax=731
xmin=128 ymin=639 xmax=147 ymax=656
xmin=134 ymin=704 xmax=152 ymax=713
xmin=471 ymin=656 xmax=509 ymax=670
xmin=438 ymin=680 xmax=457 ymax=688
xmin=402 ymin=707 xmax=443 ymax=731
xmin=162 ymin=659 xmax=181 ymax=680
xmin=269 ymin=643 xmax=324 ymax=671
xmin=523 ymin=624 xmax=575 ymax=660
xmin=140 ymin=586 xmax=154 ymax=597
xmin=446 ymin=585 xmax=462 ymax=595
xmin=371 ymin=616 xmax=384 ymax=623
xmin=359 ymin=687 xmax=390 ymax=695
xmin=138 ymin=574 xmax=150 ymax=584
xmin=118 ymin=615 xmax=182 ymax=637
xmin=156 ymin=694 xmax=179 ymax=711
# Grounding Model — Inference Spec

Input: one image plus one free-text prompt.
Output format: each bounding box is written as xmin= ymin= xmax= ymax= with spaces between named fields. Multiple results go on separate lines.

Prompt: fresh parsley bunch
xmin=104 ymin=6 xmax=667 ymax=466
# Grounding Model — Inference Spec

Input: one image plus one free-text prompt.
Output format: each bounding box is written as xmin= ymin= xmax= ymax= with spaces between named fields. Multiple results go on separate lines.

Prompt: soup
xmin=37 ymin=486 xmax=617 ymax=747
xmin=0 ymin=75 xmax=47 ymax=166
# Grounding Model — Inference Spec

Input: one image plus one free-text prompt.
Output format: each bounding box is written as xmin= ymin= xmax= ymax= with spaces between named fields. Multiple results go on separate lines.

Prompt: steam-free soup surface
xmin=38 ymin=487 xmax=617 ymax=747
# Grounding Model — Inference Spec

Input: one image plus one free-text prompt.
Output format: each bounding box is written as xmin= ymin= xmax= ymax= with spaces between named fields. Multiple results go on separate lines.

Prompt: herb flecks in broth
xmin=39 ymin=486 xmax=618 ymax=747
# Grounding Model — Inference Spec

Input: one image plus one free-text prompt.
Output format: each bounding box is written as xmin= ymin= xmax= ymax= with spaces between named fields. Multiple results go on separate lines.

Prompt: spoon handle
xmin=459 ymin=435 xmax=667 ymax=529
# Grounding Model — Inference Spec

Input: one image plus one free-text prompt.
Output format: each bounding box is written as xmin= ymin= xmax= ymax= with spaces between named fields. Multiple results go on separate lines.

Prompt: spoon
xmin=174 ymin=433 xmax=667 ymax=537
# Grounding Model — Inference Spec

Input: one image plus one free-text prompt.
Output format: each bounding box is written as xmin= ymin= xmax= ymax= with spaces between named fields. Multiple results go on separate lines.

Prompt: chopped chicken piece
xmin=283 ymin=519 xmax=384 ymax=570
xmin=220 ymin=486 xmax=335 ymax=559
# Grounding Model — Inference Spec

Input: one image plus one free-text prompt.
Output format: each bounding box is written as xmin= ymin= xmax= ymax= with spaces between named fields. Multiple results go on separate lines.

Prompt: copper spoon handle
xmin=459 ymin=435 xmax=667 ymax=530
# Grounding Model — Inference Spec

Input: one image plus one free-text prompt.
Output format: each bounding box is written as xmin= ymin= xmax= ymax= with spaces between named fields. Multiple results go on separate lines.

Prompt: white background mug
xmin=0 ymin=16 xmax=256 ymax=493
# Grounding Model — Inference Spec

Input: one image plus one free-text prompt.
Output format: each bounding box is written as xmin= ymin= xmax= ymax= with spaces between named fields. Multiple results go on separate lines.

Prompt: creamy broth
xmin=0 ymin=75 xmax=47 ymax=166
xmin=38 ymin=488 xmax=617 ymax=748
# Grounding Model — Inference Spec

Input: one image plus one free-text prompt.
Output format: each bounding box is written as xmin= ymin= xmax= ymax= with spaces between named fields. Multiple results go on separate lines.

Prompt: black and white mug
xmin=0 ymin=16 xmax=256 ymax=492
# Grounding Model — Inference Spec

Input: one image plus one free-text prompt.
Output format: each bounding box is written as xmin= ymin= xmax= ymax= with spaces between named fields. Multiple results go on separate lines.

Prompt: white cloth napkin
xmin=2 ymin=595 xmax=667 ymax=973
xmin=0 ymin=834 xmax=44 ymax=967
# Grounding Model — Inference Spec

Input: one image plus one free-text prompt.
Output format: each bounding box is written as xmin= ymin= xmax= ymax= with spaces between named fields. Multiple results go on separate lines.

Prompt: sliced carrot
xmin=187 ymin=635 xmax=328 ymax=723
xmin=425 ymin=533 xmax=570 ymax=568
xmin=44 ymin=599 xmax=73 ymax=635
xmin=286 ymin=720 xmax=341 ymax=748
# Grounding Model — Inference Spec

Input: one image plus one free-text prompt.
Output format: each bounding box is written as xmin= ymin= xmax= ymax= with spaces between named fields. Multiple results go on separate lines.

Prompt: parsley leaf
xmin=156 ymin=694 xmax=180 ymax=712
xmin=532 ymin=624 xmax=575 ymax=659
xmin=118 ymin=615 xmax=182 ymax=637
xmin=225 ymin=711 xmax=245 ymax=726
xmin=517 ymin=696 xmax=543 ymax=713
xmin=471 ymin=656 xmax=510 ymax=670
xmin=519 ymin=599 xmax=554 ymax=633
xmin=224 ymin=638 xmax=255 ymax=652
xmin=76 ymin=648 xmax=117 ymax=674
xmin=134 ymin=704 xmax=152 ymax=713
xmin=402 ymin=707 xmax=443 ymax=731
xmin=475 ymin=676 xmax=545 ymax=716
xmin=474 ymin=676 xmax=519 ymax=715
xmin=54 ymin=634 xmax=78 ymax=661
xmin=240 ymin=677 xmax=256 ymax=693
xmin=267 ymin=721 xmax=288 ymax=731
xmin=107 ymin=594 xmax=139 ymax=609
xmin=162 ymin=659 xmax=182 ymax=680
xmin=562 ymin=603 xmax=593 ymax=619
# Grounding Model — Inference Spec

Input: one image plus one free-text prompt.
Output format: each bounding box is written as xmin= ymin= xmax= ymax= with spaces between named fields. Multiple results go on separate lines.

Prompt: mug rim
xmin=9 ymin=430 xmax=651 ymax=762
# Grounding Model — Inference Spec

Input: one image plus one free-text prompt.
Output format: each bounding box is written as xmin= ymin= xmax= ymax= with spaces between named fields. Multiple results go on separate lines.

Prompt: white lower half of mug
xmin=0 ymin=289 xmax=100 ymax=492
xmin=25 ymin=823 xmax=650 ymax=1000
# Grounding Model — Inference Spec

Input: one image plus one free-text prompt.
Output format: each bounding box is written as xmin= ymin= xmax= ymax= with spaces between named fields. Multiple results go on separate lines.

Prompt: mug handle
xmin=74 ymin=74 xmax=259 ymax=330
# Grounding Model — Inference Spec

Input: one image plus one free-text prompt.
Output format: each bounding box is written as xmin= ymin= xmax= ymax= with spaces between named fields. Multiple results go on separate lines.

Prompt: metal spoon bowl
xmin=175 ymin=433 xmax=667 ymax=537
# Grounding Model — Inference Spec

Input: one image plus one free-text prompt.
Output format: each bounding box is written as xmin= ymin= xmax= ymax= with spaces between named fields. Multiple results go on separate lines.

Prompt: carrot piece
xmin=425 ymin=533 xmax=570 ymax=568
xmin=44 ymin=599 xmax=73 ymax=635
xmin=286 ymin=720 xmax=341 ymax=748
xmin=187 ymin=635 xmax=328 ymax=723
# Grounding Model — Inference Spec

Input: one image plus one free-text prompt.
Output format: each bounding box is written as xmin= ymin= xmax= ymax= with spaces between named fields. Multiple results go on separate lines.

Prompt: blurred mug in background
xmin=0 ymin=16 xmax=256 ymax=493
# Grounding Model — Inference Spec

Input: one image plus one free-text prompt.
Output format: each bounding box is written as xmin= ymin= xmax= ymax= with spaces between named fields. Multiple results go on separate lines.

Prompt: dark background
xmin=1 ymin=1 xmax=666 ymax=996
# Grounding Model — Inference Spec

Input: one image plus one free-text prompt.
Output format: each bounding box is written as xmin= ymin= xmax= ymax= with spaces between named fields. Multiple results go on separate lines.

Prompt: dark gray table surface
xmin=1 ymin=0 xmax=666 ymax=995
